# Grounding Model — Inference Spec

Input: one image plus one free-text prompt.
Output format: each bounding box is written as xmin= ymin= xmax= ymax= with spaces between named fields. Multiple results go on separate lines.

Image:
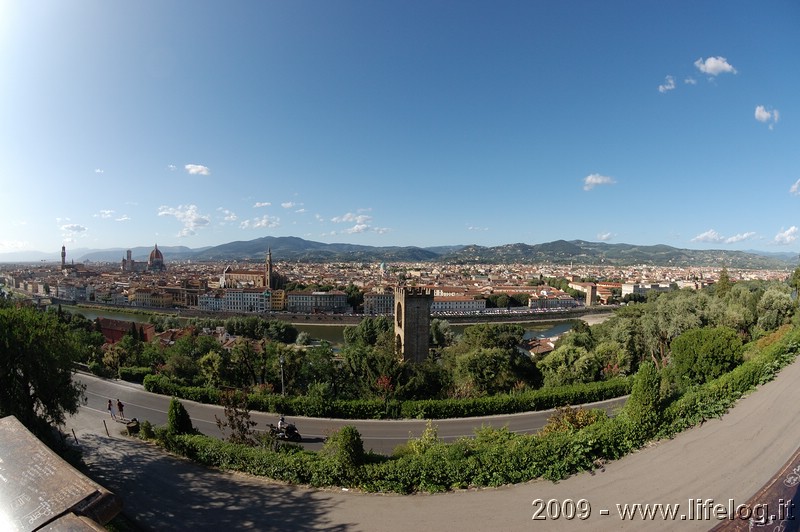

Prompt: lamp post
xmin=279 ymin=354 xmax=285 ymax=396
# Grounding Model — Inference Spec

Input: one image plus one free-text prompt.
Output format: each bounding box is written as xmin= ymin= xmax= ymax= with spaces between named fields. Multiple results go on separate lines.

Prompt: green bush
xmin=669 ymin=326 xmax=743 ymax=386
xmin=138 ymin=420 xmax=155 ymax=440
xmin=118 ymin=366 xmax=152 ymax=384
xmin=623 ymin=362 xmax=662 ymax=444
xmin=167 ymin=397 xmax=194 ymax=435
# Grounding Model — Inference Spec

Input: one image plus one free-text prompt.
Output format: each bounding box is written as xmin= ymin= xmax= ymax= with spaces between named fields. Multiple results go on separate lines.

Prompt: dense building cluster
xmin=0 ymin=244 xmax=791 ymax=318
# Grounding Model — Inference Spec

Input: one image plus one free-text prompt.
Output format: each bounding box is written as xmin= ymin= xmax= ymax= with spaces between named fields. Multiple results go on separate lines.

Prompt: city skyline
xmin=1 ymin=1 xmax=798 ymax=255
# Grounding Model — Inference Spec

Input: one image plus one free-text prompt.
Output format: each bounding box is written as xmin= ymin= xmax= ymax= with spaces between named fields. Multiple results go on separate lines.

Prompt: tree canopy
xmin=0 ymin=306 xmax=86 ymax=438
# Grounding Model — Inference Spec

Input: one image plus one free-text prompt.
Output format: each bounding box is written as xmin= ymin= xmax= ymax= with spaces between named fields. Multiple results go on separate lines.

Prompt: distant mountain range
xmin=2 ymin=237 xmax=798 ymax=269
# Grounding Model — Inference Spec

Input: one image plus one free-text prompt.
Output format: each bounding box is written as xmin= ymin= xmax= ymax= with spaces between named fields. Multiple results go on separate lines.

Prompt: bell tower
xmin=393 ymin=286 xmax=434 ymax=363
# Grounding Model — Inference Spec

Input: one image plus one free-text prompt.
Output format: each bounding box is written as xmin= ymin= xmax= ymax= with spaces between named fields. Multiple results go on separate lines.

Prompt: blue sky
xmin=1 ymin=1 xmax=798 ymax=257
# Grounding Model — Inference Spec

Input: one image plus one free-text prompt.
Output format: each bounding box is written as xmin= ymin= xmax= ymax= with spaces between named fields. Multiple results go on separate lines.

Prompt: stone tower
xmin=61 ymin=245 xmax=66 ymax=269
xmin=393 ymin=286 xmax=434 ymax=363
xmin=266 ymin=248 xmax=273 ymax=290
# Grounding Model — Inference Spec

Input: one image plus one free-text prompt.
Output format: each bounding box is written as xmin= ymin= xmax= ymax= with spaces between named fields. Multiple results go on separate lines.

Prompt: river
xmin=65 ymin=305 xmax=592 ymax=347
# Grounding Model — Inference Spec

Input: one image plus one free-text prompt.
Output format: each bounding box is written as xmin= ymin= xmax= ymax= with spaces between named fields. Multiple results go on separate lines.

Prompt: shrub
xmin=623 ymin=362 xmax=662 ymax=444
xmin=321 ymin=425 xmax=366 ymax=482
xmin=118 ymin=366 xmax=152 ymax=384
xmin=138 ymin=420 xmax=155 ymax=440
xmin=167 ymin=397 xmax=194 ymax=435
xmin=669 ymin=327 xmax=743 ymax=386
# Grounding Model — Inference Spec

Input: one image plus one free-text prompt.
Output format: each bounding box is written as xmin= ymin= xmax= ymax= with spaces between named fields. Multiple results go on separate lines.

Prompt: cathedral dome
xmin=149 ymin=245 xmax=163 ymax=262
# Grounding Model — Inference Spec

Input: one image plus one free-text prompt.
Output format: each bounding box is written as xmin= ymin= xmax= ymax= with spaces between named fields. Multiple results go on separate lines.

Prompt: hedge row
xmin=118 ymin=366 xmax=153 ymax=384
xmin=142 ymin=374 xmax=632 ymax=420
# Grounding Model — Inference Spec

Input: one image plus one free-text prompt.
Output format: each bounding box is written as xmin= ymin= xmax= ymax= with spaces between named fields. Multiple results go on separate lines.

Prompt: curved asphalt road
xmin=66 ymin=354 xmax=800 ymax=531
xmin=76 ymin=372 xmax=628 ymax=455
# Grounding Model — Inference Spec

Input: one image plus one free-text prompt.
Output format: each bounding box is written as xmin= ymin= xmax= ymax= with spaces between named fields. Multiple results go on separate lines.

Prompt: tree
xmin=790 ymin=264 xmax=800 ymax=301
xmin=0 ymin=307 xmax=86 ymax=438
xmin=668 ymin=326 xmax=743 ymax=386
xmin=756 ymin=287 xmax=794 ymax=332
xmin=455 ymin=348 xmax=515 ymax=395
xmin=537 ymin=345 xmax=600 ymax=387
xmin=715 ymin=267 xmax=732 ymax=298
xmin=215 ymin=391 xmax=258 ymax=445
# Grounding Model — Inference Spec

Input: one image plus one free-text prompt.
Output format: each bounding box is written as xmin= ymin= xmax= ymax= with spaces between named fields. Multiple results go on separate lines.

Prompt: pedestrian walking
xmin=107 ymin=399 xmax=117 ymax=420
xmin=116 ymin=399 xmax=125 ymax=420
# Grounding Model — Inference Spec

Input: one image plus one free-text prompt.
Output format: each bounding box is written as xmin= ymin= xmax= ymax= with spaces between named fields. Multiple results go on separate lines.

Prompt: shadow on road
xmin=74 ymin=431 xmax=355 ymax=531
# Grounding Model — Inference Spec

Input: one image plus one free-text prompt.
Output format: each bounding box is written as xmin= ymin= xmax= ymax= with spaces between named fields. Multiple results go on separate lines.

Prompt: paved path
xmin=67 ymin=354 xmax=800 ymax=531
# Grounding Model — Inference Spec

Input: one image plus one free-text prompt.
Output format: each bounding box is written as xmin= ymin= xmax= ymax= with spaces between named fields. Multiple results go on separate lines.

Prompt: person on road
xmin=117 ymin=399 xmax=125 ymax=420
xmin=277 ymin=415 xmax=286 ymax=431
xmin=107 ymin=399 xmax=117 ymax=420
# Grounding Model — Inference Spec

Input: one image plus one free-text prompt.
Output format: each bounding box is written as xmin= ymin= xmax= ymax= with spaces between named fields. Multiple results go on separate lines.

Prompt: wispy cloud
xmin=774 ymin=226 xmax=798 ymax=245
xmin=94 ymin=168 xmax=104 ymax=174
xmin=467 ymin=225 xmax=489 ymax=232
xmin=330 ymin=211 xmax=387 ymax=235
xmin=691 ymin=229 xmax=756 ymax=244
xmin=253 ymin=202 xmax=271 ymax=208
xmin=157 ymin=204 xmax=211 ymax=236
xmin=790 ymin=179 xmax=800 ymax=196
xmin=692 ymin=229 xmax=724 ymax=243
xmin=332 ymin=212 xmax=373 ymax=224
xmin=240 ymin=215 xmax=280 ymax=229
xmin=184 ymin=164 xmax=210 ymax=176
xmin=597 ymin=232 xmax=613 ymax=241
xmin=94 ymin=209 xmax=114 ymax=219
xmin=282 ymin=201 xmax=303 ymax=209
xmin=0 ymin=240 xmax=31 ymax=253
xmin=115 ymin=215 xmax=130 ymax=222
xmin=684 ymin=77 xmax=697 ymax=85
xmin=167 ymin=164 xmax=177 ymax=171
xmin=694 ymin=56 xmax=737 ymax=76
xmin=724 ymin=232 xmax=756 ymax=244
xmin=583 ymin=174 xmax=616 ymax=191
xmin=217 ymin=208 xmax=237 ymax=222
xmin=658 ymin=75 xmax=676 ymax=93
xmin=755 ymin=105 xmax=780 ymax=130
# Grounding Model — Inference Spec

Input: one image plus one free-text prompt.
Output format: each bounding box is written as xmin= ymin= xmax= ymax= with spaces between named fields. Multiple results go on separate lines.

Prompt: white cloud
xmin=295 ymin=208 xmax=307 ymax=214
xmin=724 ymin=232 xmax=756 ymax=243
xmin=94 ymin=209 xmax=114 ymax=219
xmin=597 ymin=232 xmax=613 ymax=241
xmin=60 ymin=223 xmax=87 ymax=233
xmin=240 ymin=215 xmax=280 ymax=229
xmin=583 ymin=174 xmax=616 ymax=191
xmin=692 ymin=229 xmax=756 ymax=244
xmin=658 ymin=75 xmax=676 ymax=93
xmin=691 ymin=229 xmax=724 ymax=243
xmin=94 ymin=168 xmax=104 ymax=174
xmin=157 ymin=204 xmax=211 ymax=237
xmin=468 ymin=226 xmax=489 ymax=232
xmin=167 ymin=164 xmax=177 ymax=171
xmin=217 ymin=208 xmax=237 ymax=222
xmin=282 ymin=202 xmax=303 ymax=209
xmin=790 ymin=179 xmax=800 ymax=196
xmin=115 ymin=215 xmax=130 ymax=222
xmin=755 ymin=105 xmax=780 ymax=129
xmin=694 ymin=56 xmax=737 ymax=76
xmin=0 ymin=240 xmax=31 ymax=252
xmin=684 ymin=77 xmax=697 ymax=85
xmin=774 ymin=226 xmax=798 ymax=245
xmin=253 ymin=202 xmax=271 ymax=208
xmin=332 ymin=212 xmax=373 ymax=224
xmin=184 ymin=164 xmax=210 ymax=175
